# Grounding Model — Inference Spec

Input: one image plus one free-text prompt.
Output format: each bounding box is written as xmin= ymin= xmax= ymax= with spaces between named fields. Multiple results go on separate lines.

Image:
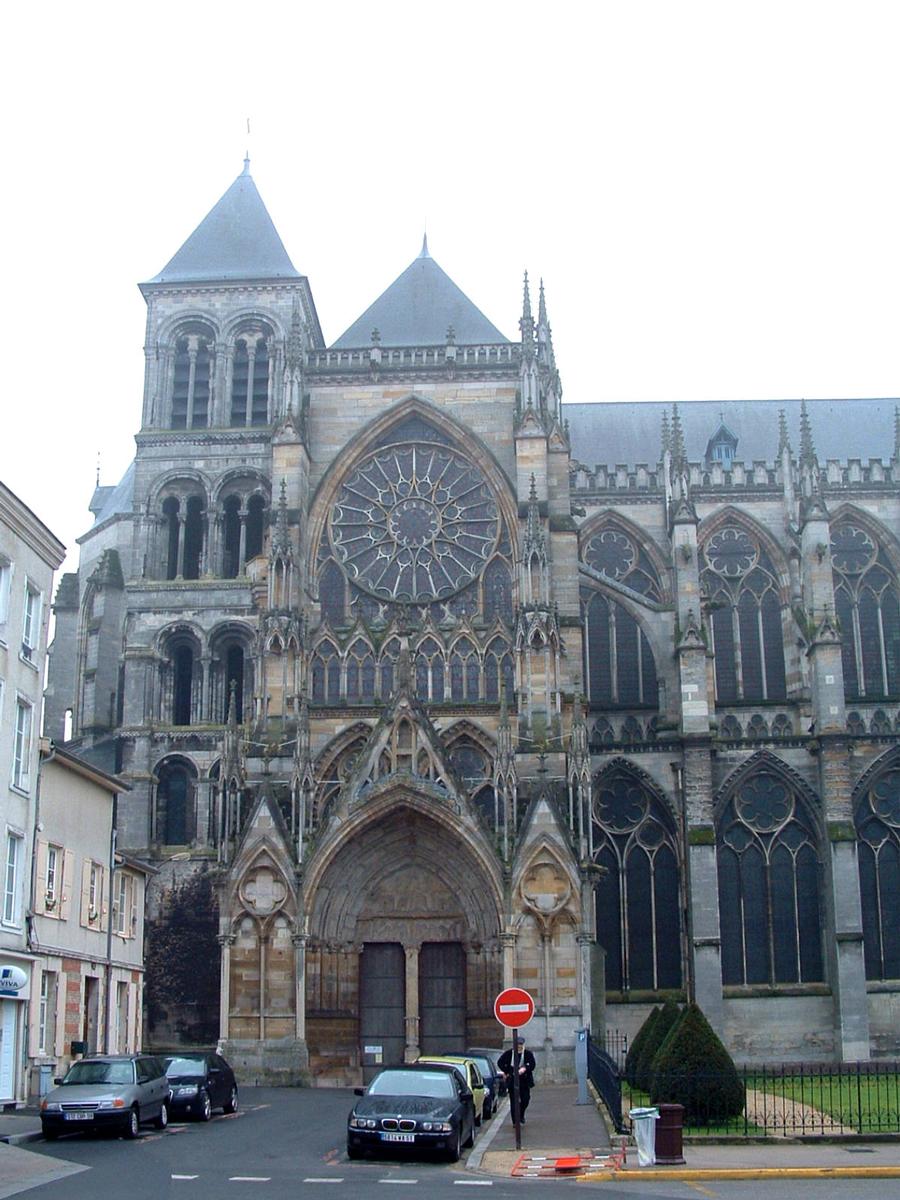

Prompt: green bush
xmin=635 ymin=998 xmax=680 ymax=1091
xmin=623 ymin=1007 xmax=660 ymax=1085
xmin=649 ymin=1003 xmax=745 ymax=1120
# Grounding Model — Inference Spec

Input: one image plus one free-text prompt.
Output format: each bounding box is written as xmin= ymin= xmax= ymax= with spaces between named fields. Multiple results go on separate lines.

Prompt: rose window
xmin=329 ymin=444 xmax=499 ymax=602
xmin=830 ymin=525 xmax=876 ymax=575
xmin=734 ymin=773 xmax=793 ymax=832
xmin=585 ymin=529 xmax=636 ymax=581
xmin=705 ymin=527 xmax=758 ymax=577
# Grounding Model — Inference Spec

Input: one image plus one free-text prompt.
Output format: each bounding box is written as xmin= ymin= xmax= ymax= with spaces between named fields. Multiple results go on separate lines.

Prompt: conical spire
xmin=520 ymin=271 xmax=535 ymax=359
xmin=671 ymin=403 xmax=686 ymax=466
xmin=660 ymin=409 xmax=671 ymax=458
xmin=778 ymin=408 xmax=792 ymax=457
xmin=271 ymin=479 xmax=291 ymax=555
xmin=799 ymin=399 xmax=816 ymax=465
xmin=419 ymin=232 xmax=430 ymax=259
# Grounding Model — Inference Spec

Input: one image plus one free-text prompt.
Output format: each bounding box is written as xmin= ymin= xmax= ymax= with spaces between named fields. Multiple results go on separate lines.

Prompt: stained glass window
xmin=582 ymin=589 xmax=658 ymax=708
xmin=832 ymin=521 xmax=900 ymax=700
xmin=856 ymin=766 xmax=900 ymax=980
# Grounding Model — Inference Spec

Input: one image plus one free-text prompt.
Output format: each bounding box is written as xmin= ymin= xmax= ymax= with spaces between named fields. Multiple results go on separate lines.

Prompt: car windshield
xmin=469 ymin=1056 xmax=492 ymax=1075
xmin=63 ymin=1061 xmax=134 ymax=1085
xmin=163 ymin=1056 xmax=206 ymax=1077
xmin=368 ymin=1070 xmax=455 ymax=1099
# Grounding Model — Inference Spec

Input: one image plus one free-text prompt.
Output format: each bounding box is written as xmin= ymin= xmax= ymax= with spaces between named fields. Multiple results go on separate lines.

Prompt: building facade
xmin=0 ymin=483 xmax=64 ymax=1105
xmin=27 ymin=743 xmax=147 ymax=1099
xmin=48 ymin=164 xmax=899 ymax=1082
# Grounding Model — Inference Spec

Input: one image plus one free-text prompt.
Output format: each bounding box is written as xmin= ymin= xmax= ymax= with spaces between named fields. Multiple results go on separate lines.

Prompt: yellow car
xmin=416 ymin=1056 xmax=487 ymax=1125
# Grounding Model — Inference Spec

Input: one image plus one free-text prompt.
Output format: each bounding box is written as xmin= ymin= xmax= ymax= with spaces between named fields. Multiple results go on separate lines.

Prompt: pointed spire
xmin=227 ymin=679 xmax=238 ymax=728
xmin=242 ymin=154 xmax=251 ymax=176
xmin=799 ymin=399 xmax=816 ymax=466
xmin=520 ymin=270 xmax=535 ymax=359
xmin=271 ymin=479 xmax=290 ymax=556
xmin=894 ymin=405 xmax=900 ymax=462
xmin=538 ymin=278 xmax=548 ymax=327
xmin=419 ymin=232 xmax=430 ymax=259
xmin=671 ymin=403 xmax=686 ymax=466
xmin=660 ymin=409 xmax=671 ymax=458
xmin=778 ymin=408 xmax=791 ymax=457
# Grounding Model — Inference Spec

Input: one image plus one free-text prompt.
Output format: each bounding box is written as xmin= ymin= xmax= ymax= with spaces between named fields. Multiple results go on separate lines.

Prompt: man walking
xmin=498 ymin=1037 xmax=536 ymax=1123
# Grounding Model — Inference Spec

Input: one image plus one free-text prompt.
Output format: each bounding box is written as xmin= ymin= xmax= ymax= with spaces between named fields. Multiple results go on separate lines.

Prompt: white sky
xmin=2 ymin=1 xmax=898 ymax=575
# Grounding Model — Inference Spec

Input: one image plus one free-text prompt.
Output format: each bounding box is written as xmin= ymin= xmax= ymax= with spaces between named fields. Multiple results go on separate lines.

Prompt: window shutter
xmin=27 ymin=978 xmax=41 ymax=1055
xmin=54 ymin=971 xmax=67 ymax=1056
xmin=129 ymin=876 xmax=137 ymax=939
xmin=99 ymin=867 xmax=108 ymax=931
xmin=35 ymin=840 xmax=48 ymax=914
xmin=60 ymin=850 xmax=75 ymax=919
xmin=80 ymin=860 xmax=92 ymax=927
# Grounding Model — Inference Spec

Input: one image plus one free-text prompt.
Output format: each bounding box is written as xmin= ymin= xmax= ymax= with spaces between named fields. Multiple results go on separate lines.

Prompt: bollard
xmin=654 ymin=1103 xmax=685 ymax=1164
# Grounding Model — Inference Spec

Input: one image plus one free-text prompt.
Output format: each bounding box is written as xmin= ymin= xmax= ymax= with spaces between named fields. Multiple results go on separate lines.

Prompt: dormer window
xmin=705 ymin=420 xmax=738 ymax=471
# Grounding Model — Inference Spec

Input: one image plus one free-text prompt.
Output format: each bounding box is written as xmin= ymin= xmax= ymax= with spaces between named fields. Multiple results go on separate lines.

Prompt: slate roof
xmin=565 ymin=398 xmax=899 ymax=469
xmin=87 ymin=461 xmax=135 ymax=528
xmin=332 ymin=239 xmax=509 ymax=348
xmin=146 ymin=161 xmax=300 ymax=285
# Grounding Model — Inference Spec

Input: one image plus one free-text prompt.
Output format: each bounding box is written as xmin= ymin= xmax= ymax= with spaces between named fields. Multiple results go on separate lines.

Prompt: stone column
xmin=217 ymin=933 xmax=235 ymax=1040
xmin=501 ymin=931 xmax=516 ymax=991
xmin=292 ymin=932 xmax=308 ymax=1042
xmin=681 ymin=745 xmax=725 ymax=1033
xmin=404 ymin=944 xmax=420 ymax=1062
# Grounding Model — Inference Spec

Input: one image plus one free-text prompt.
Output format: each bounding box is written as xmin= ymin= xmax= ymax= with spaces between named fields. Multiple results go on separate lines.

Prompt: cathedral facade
xmin=47 ymin=164 xmax=899 ymax=1082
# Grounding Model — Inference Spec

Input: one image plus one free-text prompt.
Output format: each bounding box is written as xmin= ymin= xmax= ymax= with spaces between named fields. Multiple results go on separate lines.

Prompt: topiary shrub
xmin=649 ymin=1003 xmax=745 ymax=1120
xmin=635 ymin=998 xmax=680 ymax=1091
xmin=623 ymin=1007 xmax=660 ymax=1085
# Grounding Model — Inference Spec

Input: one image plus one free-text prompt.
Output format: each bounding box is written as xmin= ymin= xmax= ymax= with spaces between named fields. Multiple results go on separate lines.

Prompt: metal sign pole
xmin=512 ymin=1029 xmax=521 ymax=1150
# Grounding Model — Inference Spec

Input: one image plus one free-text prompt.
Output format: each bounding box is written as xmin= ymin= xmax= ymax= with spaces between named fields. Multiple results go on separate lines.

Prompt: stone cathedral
xmin=47 ymin=163 xmax=899 ymax=1083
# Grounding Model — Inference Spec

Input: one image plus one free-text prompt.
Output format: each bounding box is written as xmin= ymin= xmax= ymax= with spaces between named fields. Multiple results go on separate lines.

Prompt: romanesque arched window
xmin=702 ymin=523 xmax=787 ymax=703
xmin=229 ymin=326 xmax=272 ymax=427
xmin=581 ymin=590 xmax=658 ymax=708
xmin=831 ymin=519 xmax=900 ymax=700
xmin=159 ymin=487 xmax=206 ymax=580
xmin=160 ymin=629 xmax=202 ymax=726
xmin=855 ymin=765 xmax=900 ymax=980
xmin=717 ymin=767 xmax=824 ymax=985
xmin=170 ymin=325 xmax=213 ymax=429
xmin=219 ymin=483 xmax=268 ymax=578
xmin=591 ymin=766 xmax=682 ymax=992
xmin=155 ymin=758 xmax=197 ymax=845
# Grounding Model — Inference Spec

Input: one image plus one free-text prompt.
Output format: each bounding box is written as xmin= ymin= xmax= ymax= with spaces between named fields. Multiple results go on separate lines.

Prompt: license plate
xmin=64 ymin=1112 xmax=94 ymax=1121
xmin=381 ymin=1131 xmax=415 ymax=1142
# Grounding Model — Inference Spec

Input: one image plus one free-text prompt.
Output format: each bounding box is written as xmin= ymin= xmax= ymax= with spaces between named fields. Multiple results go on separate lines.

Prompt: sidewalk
xmin=472 ymin=1084 xmax=900 ymax=1181
xmin=0 ymin=1107 xmax=43 ymax=1147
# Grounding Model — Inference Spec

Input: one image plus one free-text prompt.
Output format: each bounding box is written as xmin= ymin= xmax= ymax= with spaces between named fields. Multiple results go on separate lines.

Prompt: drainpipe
xmin=103 ymin=795 xmax=117 ymax=1053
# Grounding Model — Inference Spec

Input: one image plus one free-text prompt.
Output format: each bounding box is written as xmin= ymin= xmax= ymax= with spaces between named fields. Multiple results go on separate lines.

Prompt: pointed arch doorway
xmin=305 ymin=802 xmax=502 ymax=1084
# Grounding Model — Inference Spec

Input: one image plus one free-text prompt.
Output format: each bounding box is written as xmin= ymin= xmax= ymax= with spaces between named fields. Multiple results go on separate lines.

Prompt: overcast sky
xmin=2 ymin=1 xmax=898 ymax=574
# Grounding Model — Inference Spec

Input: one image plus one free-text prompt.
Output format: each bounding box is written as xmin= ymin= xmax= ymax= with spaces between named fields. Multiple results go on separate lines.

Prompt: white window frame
xmin=114 ymin=872 xmax=128 ymax=935
xmin=45 ymin=845 xmax=62 ymax=909
xmin=12 ymin=698 xmax=33 ymax=791
xmin=38 ymin=970 xmax=55 ymax=1054
xmin=21 ymin=580 xmax=41 ymax=663
xmin=0 ymin=558 xmax=10 ymax=633
xmin=3 ymin=831 xmax=22 ymax=925
xmin=88 ymin=862 xmax=102 ymax=923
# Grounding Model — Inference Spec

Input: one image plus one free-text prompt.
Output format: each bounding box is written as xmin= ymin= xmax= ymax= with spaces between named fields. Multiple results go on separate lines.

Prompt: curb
xmin=578 ymin=1166 xmax=900 ymax=1182
xmin=0 ymin=1131 xmax=44 ymax=1146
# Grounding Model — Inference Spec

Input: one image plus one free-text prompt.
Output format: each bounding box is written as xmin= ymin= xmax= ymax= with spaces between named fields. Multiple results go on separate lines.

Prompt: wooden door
xmin=419 ymin=942 xmax=465 ymax=1055
xmin=359 ymin=943 xmax=405 ymax=1081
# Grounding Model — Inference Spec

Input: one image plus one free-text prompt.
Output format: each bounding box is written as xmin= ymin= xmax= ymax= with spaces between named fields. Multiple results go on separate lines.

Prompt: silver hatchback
xmin=41 ymin=1055 xmax=171 ymax=1140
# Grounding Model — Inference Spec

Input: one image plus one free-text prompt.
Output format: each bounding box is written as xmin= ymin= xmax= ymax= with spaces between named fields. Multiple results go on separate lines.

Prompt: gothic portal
xmin=48 ymin=163 xmax=899 ymax=1081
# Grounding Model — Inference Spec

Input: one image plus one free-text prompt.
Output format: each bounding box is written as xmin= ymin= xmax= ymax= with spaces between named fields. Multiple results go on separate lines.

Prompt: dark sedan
xmin=465 ymin=1049 xmax=504 ymax=1116
xmin=162 ymin=1052 xmax=238 ymax=1121
xmin=347 ymin=1064 xmax=476 ymax=1162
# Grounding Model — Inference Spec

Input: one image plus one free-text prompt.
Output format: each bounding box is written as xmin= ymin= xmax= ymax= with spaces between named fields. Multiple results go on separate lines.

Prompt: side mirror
xmin=53 ymin=1077 xmax=63 ymax=1086
xmin=354 ymin=1087 xmax=365 ymax=1096
xmin=461 ymin=1087 xmax=473 ymax=1100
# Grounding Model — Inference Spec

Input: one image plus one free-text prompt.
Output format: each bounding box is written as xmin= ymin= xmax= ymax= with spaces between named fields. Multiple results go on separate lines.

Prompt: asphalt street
xmin=2 ymin=1087 xmax=894 ymax=1200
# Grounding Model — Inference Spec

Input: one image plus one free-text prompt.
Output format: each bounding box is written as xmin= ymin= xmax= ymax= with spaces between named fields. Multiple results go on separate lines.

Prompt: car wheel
xmin=347 ymin=1143 xmax=364 ymax=1160
xmin=154 ymin=1101 xmax=169 ymax=1130
xmin=223 ymin=1085 xmax=238 ymax=1114
xmin=42 ymin=1126 xmax=58 ymax=1142
xmin=482 ymin=1099 xmax=492 ymax=1123
xmin=199 ymin=1090 xmax=212 ymax=1121
xmin=445 ymin=1126 xmax=461 ymax=1162
xmin=124 ymin=1107 xmax=140 ymax=1139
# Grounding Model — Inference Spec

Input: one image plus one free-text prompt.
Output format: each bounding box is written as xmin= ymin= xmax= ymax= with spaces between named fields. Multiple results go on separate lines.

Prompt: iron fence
xmin=623 ymin=1060 xmax=900 ymax=1136
xmin=604 ymin=1029 xmax=629 ymax=1071
xmin=586 ymin=1033 xmax=626 ymax=1132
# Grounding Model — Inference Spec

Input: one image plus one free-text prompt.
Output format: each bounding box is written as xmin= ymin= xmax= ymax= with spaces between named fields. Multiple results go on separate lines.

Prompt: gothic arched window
xmin=311 ymin=641 xmax=340 ymax=704
xmin=170 ymin=326 xmax=212 ymax=430
xmin=346 ymin=639 xmax=376 ymax=703
xmin=582 ymin=523 xmax=663 ymax=602
xmin=591 ymin=767 xmax=682 ymax=992
xmin=155 ymin=759 xmax=197 ymax=845
xmin=483 ymin=557 xmax=513 ymax=624
xmin=831 ymin=520 xmax=900 ymax=700
xmin=717 ymin=768 xmax=824 ymax=985
xmin=702 ymin=524 xmax=787 ymax=703
xmin=581 ymin=589 xmax=658 ymax=708
xmin=855 ymin=766 xmax=900 ymax=980
xmin=415 ymin=637 xmax=444 ymax=703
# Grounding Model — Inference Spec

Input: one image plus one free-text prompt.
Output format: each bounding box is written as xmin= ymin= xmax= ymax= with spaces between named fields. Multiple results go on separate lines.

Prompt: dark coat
xmin=498 ymin=1045 xmax=536 ymax=1090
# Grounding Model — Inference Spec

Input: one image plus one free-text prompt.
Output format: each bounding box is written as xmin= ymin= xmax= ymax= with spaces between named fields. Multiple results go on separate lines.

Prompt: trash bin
xmin=655 ymin=1103 xmax=685 ymax=1164
xmin=629 ymin=1106 xmax=659 ymax=1166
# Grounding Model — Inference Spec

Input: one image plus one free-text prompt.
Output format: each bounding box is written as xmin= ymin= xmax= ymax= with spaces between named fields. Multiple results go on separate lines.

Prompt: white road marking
xmin=229 ymin=1177 xmax=271 ymax=1182
xmin=303 ymin=1179 xmax=343 ymax=1184
xmin=454 ymin=1181 xmax=494 ymax=1186
xmin=378 ymin=1180 xmax=418 ymax=1184
xmin=171 ymin=1175 xmax=199 ymax=1180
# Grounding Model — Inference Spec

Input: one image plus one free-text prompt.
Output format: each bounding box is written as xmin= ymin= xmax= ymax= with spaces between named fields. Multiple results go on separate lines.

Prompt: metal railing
xmin=604 ymin=1029 xmax=629 ymax=1071
xmin=586 ymin=1032 xmax=626 ymax=1132
xmin=623 ymin=1061 xmax=900 ymax=1136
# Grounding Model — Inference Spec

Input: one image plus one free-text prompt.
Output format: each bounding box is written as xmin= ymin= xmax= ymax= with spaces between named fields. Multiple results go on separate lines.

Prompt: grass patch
xmin=748 ymin=1072 xmax=900 ymax=1134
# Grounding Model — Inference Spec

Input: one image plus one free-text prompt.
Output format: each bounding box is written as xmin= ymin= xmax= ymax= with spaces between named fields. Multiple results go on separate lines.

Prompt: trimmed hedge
xmin=624 ymin=1006 xmax=660 ymax=1085
xmin=635 ymin=998 xmax=680 ymax=1091
xmin=649 ymin=1003 xmax=745 ymax=1120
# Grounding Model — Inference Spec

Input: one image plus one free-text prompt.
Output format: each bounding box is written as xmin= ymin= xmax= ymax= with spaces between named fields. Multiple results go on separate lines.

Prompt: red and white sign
xmin=493 ymin=987 xmax=535 ymax=1028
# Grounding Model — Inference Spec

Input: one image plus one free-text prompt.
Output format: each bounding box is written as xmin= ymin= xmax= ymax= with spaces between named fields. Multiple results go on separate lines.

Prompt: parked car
xmin=416 ymin=1055 xmax=486 ymax=1125
xmin=465 ymin=1049 xmax=503 ymax=1118
xmin=40 ymin=1054 xmax=170 ymax=1140
xmin=347 ymin=1063 xmax=476 ymax=1162
xmin=162 ymin=1051 xmax=238 ymax=1121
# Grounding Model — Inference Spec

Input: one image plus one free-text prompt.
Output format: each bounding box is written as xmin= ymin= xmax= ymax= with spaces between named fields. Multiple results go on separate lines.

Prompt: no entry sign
xmin=494 ymin=987 xmax=535 ymax=1028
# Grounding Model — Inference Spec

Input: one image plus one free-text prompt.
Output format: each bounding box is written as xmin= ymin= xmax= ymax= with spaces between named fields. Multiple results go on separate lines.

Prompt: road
xmin=4 ymin=1087 xmax=893 ymax=1200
